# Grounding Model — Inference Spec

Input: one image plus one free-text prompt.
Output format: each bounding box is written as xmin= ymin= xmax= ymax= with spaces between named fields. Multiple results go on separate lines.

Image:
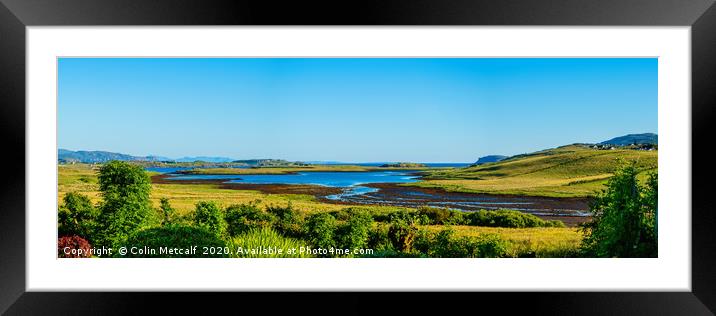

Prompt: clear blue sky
xmin=58 ymin=58 xmax=657 ymax=162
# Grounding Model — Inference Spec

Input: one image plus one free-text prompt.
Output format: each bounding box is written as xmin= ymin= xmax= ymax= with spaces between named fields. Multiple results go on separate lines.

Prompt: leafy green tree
xmin=336 ymin=211 xmax=373 ymax=250
xmin=159 ymin=198 xmax=175 ymax=226
xmin=58 ymin=192 xmax=99 ymax=241
xmin=305 ymin=212 xmax=337 ymax=250
xmin=367 ymin=223 xmax=394 ymax=251
xmin=224 ymin=202 xmax=274 ymax=236
xmin=120 ymin=225 xmax=227 ymax=258
xmin=193 ymin=201 xmax=227 ymax=237
xmin=266 ymin=203 xmax=304 ymax=237
xmin=580 ymin=163 xmax=658 ymax=257
xmin=388 ymin=220 xmax=418 ymax=252
xmin=95 ymin=161 xmax=155 ymax=248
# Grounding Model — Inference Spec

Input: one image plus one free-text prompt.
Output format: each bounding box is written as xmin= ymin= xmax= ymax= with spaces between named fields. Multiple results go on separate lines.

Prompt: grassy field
xmin=58 ymin=164 xmax=401 ymax=217
xmin=423 ymin=225 xmax=582 ymax=257
xmin=58 ymin=163 xmax=581 ymax=254
xmin=409 ymin=145 xmax=657 ymax=198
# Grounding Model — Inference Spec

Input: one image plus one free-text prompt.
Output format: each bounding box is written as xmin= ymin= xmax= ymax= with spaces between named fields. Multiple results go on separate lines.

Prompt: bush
xmin=383 ymin=210 xmax=426 ymax=225
xmin=417 ymin=207 xmax=454 ymax=224
xmin=57 ymin=235 xmax=93 ymax=258
xmin=266 ymin=203 xmax=304 ymax=237
xmin=95 ymin=161 xmax=156 ymax=248
xmin=580 ymin=164 xmax=657 ymax=258
xmin=304 ymin=212 xmax=337 ymax=250
xmin=193 ymin=201 xmax=227 ymax=237
xmin=388 ymin=221 xmax=419 ymax=252
xmin=121 ymin=225 xmax=227 ymax=258
xmin=432 ymin=228 xmax=479 ymax=257
xmin=474 ymin=233 xmax=510 ymax=258
xmin=368 ymin=223 xmax=394 ymax=251
xmin=464 ymin=209 xmax=558 ymax=228
xmin=224 ymin=202 xmax=274 ymax=237
xmin=159 ymin=198 xmax=175 ymax=226
xmin=231 ymin=227 xmax=312 ymax=258
xmin=336 ymin=211 xmax=373 ymax=251
xmin=412 ymin=228 xmax=433 ymax=254
xmin=58 ymin=192 xmax=99 ymax=241
xmin=418 ymin=228 xmax=510 ymax=258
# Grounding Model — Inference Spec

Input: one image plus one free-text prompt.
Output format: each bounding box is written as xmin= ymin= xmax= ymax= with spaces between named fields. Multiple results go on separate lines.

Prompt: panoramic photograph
xmin=57 ymin=58 xmax=658 ymax=258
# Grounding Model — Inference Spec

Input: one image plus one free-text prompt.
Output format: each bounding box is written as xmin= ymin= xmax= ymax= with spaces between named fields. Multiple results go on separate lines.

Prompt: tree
xmin=95 ymin=161 xmax=155 ymax=248
xmin=58 ymin=192 xmax=98 ymax=241
xmin=580 ymin=163 xmax=658 ymax=257
xmin=266 ymin=203 xmax=303 ymax=237
xmin=336 ymin=211 xmax=373 ymax=250
xmin=224 ymin=202 xmax=274 ymax=237
xmin=305 ymin=212 xmax=337 ymax=250
xmin=159 ymin=198 xmax=175 ymax=226
xmin=193 ymin=201 xmax=227 ymax=237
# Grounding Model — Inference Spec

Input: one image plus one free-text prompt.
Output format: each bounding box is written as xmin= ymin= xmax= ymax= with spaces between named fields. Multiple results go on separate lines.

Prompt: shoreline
xmin=151 ymin=174 xmax=592 ymax=226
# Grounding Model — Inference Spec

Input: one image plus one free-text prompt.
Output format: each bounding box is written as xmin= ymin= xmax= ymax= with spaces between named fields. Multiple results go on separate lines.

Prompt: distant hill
xmin=379 ymin=162 xmax=427 ymax=168
xmin=599 ymin=133 xmax=657 ymax=146
xmin=232 ymin=159 xmax=308 ymax=167
xmin=175 ymin=156 xmax=235 ymax=163
xmin=474 ymin=155 xmax=508 ymax=165
xmin=417 ymin=144 xmax=657 ymax=197
xmin=58 ymin=149 xmax=151 ymax=163
xmin=58 ymin=149 xmax=232 ymax=163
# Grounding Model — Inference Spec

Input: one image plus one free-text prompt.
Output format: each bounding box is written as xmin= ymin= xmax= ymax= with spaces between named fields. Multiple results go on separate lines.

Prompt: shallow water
xmin=164 ymin=170 xmax=419 ymax=197
xmin=337 ymin=188 xmax=590 ymax=217
xmin=160 ymin=170 xmax=589 ymax=217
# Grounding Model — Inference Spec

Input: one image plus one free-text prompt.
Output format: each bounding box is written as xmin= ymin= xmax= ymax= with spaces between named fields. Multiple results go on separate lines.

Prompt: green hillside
xmin=408 ymin=145 xmax=657 ymax=197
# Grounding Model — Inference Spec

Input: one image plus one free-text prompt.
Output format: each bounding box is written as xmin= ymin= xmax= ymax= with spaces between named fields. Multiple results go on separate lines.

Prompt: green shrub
xmin=120 ymin=225 xmax=227 ymax=258
xmin=159 ymin=198 xmax=175 ymax=226
xmin=58 ymin=192 xmax=99 ymax=241
xmin=224 ymin=202 xmax=274 ymax=237
xmin=305 ymin=212 xmax=337 ymax=250
xmin=336 ymin=211 xmax=373 ymax=251
xmin=412 ymin=228 xmax=433 ymax=254
xmin=580 ymin=164 xmax=657 ymax=258
xmin=382 ymin=210 xmax=427 ymax=225
xmin=416 ymin=228 xmax=510 ymax=258
xmin=432 ymin=228 xmax=479 ymax=258
xmin=329 ymin=207 xmax=371 ymax=221
xmin=368 ymin=223 xmax=394 ymax=251
xmin=266 ymin=203 xmax=304 ymax=237
xmin=474 ymin=233 xmax=510 ymax=258
xmin=464 ymin=209 xmax=559 ymax=228
xmin=388 ymin=221 xmax=419 ymax=252
xmin=230 ymin=227 xmax=312 ymax=258
xmin=416 ymin=207 xmax=452 ymax=224
xmin=193 ymin=201 xmax=227 ymax=237
xmin=95 ymin=161 xmax=156 ymax=248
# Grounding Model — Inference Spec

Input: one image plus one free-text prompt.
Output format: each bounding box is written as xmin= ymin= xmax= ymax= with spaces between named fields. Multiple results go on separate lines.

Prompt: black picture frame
xmin=1 ymin=0 xmax=714 ymax=314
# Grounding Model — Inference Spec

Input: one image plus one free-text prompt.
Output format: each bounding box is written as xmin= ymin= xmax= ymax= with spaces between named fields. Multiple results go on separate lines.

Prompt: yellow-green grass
xmin=58 ymin=164 xmax=582 ymax=250
xmin=424 ymin=225 xmax=583 ymax=257
xmin=58 ymin=164 xmax=394 ymax=217
xmin=183 ymin=164 xmax=435 ymax=175
xmin=408 ymin=145 xmax=657 ymax=198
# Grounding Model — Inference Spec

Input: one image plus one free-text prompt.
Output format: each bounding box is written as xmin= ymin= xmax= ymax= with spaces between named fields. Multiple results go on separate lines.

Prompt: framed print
xmin=1 ymin=0 xmax=715 ymax=314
